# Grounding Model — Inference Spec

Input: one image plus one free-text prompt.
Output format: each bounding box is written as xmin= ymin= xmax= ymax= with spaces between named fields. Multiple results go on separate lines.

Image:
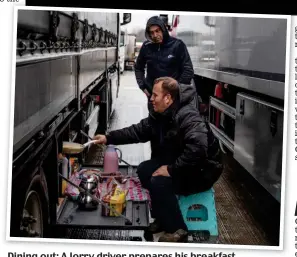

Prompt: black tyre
xmin=11 ymin=173 xmax=49 ymax=238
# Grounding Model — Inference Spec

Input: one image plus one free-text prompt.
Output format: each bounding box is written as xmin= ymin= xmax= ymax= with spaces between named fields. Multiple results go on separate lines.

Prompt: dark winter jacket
xmin=134 ymin=16 xmax=194 ymax=94
xmin=105 ymin=83 xmax=222 ymax=195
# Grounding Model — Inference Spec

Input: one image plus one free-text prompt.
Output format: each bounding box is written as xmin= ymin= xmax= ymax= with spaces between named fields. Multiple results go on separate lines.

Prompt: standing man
xmin=134 ymin=16 xmax=196 ymax=107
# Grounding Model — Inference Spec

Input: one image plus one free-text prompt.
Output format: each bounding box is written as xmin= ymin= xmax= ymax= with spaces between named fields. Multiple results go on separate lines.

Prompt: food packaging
xmin=101 ymin=181 xmax=127 ymax=217
xmin=64 ymin=175 xmax=81 ymax=200
xmin=69 ymin=157 xmax=80 ymax=175
xmin=99 ymin=171 xmax=124 ymax=183
xmin=110 ymin=186 xmax=127 ymax=216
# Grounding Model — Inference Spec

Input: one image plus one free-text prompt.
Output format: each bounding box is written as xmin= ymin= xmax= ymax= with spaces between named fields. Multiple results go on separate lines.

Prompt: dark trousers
xmin=136 ymin=159 xmax=188 ymax=233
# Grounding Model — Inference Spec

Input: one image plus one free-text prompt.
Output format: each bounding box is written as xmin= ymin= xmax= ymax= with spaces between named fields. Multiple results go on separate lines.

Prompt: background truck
xmin=159 ymin=13 xmax=287 ymax=243
xmin=119 ymin=32 xmax=136 ymax=72
xmin=119 ymin=29 xmax=128 ymax=73
xmin=134 ymin=41 xmax=143 ymax=62
xmin=124 ymin=34 xmax=136 ymax=70
xmin=10 ymin=9 xmax=131 ymax=238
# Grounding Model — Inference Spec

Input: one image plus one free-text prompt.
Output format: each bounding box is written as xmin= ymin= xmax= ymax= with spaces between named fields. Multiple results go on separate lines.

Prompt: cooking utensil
xmin=62 ymin=140 xmax=96 ymax=154
xmin=80 ymin=174 xmax=98 ymax=191
xmin=58 ymin=173 xmax=132 ymax=224
xmin=78 ymin=190 xmax=99 ymax=210
xmin=80 ymin=130 xmax=133 ymax=167
xmin=80 ymin=130 xmax=93 ymax=141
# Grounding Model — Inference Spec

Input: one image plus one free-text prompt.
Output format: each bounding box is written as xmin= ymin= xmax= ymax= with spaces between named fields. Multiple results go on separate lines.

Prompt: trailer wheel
xmin=20 ymin=190 xmax=43 ymax=237
xmin=19 ymin=175 xmax=49 ymax=238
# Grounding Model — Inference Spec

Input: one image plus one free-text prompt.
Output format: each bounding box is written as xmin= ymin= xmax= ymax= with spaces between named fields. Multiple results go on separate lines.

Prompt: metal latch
xmin=239 ymin=99 xmax=245 ymax=115
xmin=270 ymin=110 xmax=278 ymax=137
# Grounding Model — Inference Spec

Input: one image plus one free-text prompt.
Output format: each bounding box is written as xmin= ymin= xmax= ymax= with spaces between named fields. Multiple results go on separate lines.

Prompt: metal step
xmin=59 ymin=228 xmax=144 ymax=241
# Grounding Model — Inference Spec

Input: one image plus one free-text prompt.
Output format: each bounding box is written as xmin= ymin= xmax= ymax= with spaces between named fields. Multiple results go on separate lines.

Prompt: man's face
xmin=148 ymin=25 xmax=163 ymax=43
xmin=150 ymin=82 xmax=171 ymax=113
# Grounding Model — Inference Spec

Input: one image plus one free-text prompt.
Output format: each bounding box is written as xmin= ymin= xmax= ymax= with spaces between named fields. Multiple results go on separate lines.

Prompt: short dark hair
xmin=153 ymin=77 xmax=179 ymax=100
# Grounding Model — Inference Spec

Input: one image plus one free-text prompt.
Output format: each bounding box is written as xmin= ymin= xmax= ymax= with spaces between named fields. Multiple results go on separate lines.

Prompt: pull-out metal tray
xmin=57 ymin=199 xmax=149 ymax=230
xmin=56 ymin=165 xmax=150 ymax=230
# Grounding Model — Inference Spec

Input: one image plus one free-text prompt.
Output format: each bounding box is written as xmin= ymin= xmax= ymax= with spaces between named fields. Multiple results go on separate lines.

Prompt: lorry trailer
xmin=163 ymin=13 xmax=286 ymax=203
xmin=119 ymin=31 xmax=136 ymax=72
xmin=119 ymin=29 xmax=127 ymax=73
xmin=159 ymin=13 xmax=287 ymax=245
xmin=124 ymin=34 xmax=136 ymax=70
xmin=10 ymin=9 xmax=131 ymax=238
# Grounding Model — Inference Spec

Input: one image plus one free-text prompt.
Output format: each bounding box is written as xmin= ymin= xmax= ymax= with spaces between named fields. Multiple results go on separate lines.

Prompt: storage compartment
xmin=233 ymin=93 xmax=283 ymax=202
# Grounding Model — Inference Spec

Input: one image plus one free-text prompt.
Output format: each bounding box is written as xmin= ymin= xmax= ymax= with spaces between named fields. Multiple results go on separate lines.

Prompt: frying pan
xmin=62 ymin=140 xmax=96 ymax=154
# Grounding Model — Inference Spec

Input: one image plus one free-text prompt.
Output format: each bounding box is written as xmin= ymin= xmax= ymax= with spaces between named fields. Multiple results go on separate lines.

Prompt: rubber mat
xmin=214 ymin=170 xmax=271 ymax=245
xmin=213 ymin=154 xmax=277 ymax=246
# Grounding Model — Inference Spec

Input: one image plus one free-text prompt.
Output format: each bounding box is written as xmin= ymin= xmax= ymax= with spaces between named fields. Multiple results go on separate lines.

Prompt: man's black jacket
xmin=134 ymin=16 xmax=194 ymax=94
xmin=105 ymin=83 xmax=222 ymax=195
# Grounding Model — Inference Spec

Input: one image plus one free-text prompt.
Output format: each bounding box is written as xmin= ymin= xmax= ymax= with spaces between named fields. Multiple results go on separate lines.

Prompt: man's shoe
xmin=158 ymin=229 xmax=188 ymax=242
xmin=147 ymin=219 xmax=163 ymax=234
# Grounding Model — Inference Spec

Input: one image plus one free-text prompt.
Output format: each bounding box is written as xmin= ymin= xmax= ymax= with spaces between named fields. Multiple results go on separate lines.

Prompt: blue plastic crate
xmin=177 ymin=188 xmax=218 ymax=243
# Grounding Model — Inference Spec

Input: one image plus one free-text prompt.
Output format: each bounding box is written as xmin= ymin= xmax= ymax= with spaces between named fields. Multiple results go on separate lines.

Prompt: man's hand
xmin=93 ymin=134 xmax=107 ymax=145
xmin=143 ymin=89 xmax=150 ymax=98
xmin=152 ymin=165 xmax=170 ymax=177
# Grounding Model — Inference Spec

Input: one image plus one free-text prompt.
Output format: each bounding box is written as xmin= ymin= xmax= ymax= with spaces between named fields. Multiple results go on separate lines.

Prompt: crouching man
xmin=93 ymin=77 xmax=222 ymax=242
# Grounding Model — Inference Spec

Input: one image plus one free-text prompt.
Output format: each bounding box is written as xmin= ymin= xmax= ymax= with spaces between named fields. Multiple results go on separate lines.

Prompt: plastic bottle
xmin=103 ymin=145 xmax=120 ymax=173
